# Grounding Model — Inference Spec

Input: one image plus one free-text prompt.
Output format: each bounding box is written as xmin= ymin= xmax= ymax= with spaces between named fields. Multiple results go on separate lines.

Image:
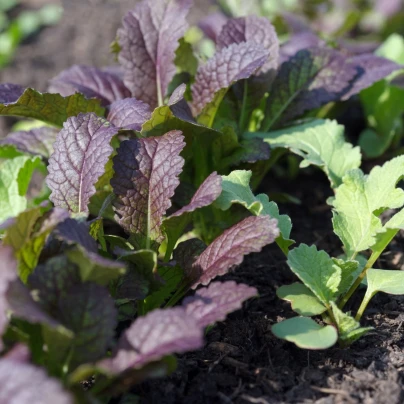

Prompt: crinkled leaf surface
xmin=0 ymin=86 xmax=104 ymax=127
xmin=0 ymin=156 xmax=43 ymax=223
xmin=117 ymin=0 xmax=192 ymax=107
xmin=277 ymin=283 xmax=326 ymax=316
xmin=99 ymin=307 xmax=203 ymax=373
xmin=191 ymin=42 xmax=269 ymax=123
xmin=217 ymin=15 xmax=279 ymax=73
xmin=183 ymin=281 xmax=257 ymax=327
xmin=173 ymin=239 xmax=206 ymax=280
xmin=49 ymin=65 xmax=131 ymax=106
xmin=107 ymin=98 xmax=151 ymax=131
xmin=214 ymin=170 xmax=293 ymax=254
xmin=332 ymin=156 xmax=404 ymax=257
xmin=57 ymin=282 xmax=117 ymax=368
xmin=342 ymin=54 xmax=403 ymax=100
xmin=262 ymin=48 xmax=357 ymax=130
xmin=272 ymin=317 xmax=338 ymax=349
xmin=191 ymin=215 xmax=279 ymax=288
xmin=0 ymin=359 xmax=74 ymax=404
xmin=287 ymin=244 xmax=341 ymax=305
xmin=47 ymin=113 xmax=119 ymax=213
xmin=248 ymin=119 xmax=361 ymax=188
xmin=163 ymin=172 xmax=222 ymax=255
xmin=0 ymin=127 xmax=58 ymax=159
xmin=111 ymin=131 xmax=185 ymax=247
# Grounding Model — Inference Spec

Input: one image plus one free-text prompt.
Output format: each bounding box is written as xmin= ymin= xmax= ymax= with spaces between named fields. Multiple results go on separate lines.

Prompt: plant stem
xmin=355 ymin=290 xmax=375 ymax=321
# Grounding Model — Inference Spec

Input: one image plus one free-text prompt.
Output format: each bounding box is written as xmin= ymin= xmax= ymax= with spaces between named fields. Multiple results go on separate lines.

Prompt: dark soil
xmin=2 ymin=1 xmax=404 ymax=403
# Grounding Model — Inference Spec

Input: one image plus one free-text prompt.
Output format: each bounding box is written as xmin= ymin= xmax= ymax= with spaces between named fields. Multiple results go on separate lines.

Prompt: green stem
xmin=355 ymin=290 xmax=375 ymax=321
xmin=239 ymin=80 xmax=249 ymax=132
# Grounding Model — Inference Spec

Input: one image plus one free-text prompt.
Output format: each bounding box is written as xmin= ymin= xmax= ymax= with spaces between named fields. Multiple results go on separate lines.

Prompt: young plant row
xmin=0 ymin=0 xmax=403 ymax=401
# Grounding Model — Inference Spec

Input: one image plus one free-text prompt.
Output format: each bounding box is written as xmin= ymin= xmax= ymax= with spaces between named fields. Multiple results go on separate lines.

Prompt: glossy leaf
xmin=47 ymin=113 xmax=119 ymax=213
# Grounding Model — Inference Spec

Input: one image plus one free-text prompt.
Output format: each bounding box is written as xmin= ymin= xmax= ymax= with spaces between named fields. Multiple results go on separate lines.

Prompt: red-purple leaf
xmin=191 ymin=42 xmax=270 ymax=116
xmin=183 ymin=281 xmax=257 ymax=327
xmin=173 ymin=239 xmax=206 ymax=280
xmin=49 ymin=65 xmax=131 ymax=106
xmin=0 ymin=83 xmax=24 ymax=104
xmin=117 ymin=0 xmax=192 ymax=107
xmin=217 ymin=16 xmax=279 ymax=73
xmin=0 ymin=246 xmax=17 ymax=350
xmin=107 ymin=98 xmax=151 ymax=131
xmin=0 ymin=127 xmax=58 ymax=159
xmin=279 ymin=32 xmax=325 ymax=63
xmin=111 ymin=131 xmax=185 ymax=246
xmin=198 ymin=12 xmax=228 ymax=42
xmin=167 ymin=84 xmax=195 ymax=123
xmin=191 ymin=215 xmax=279 ymax=288
xmin=99 ymin=307 xmax=203 ymax=373
xmin=341 ymin=54 xmax=403 ymax=100
xmin=169 ymin=172 xmax=222 ymax=218
xmin=0 ymin=359 xmax=74 ymax=404
xmin=46 ymin=113 xmax=119 ymax=213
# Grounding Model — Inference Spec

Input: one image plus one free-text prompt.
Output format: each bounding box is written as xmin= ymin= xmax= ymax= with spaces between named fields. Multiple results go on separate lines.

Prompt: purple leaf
xmin=375 ymin=0 xmax=403 ymax=17
xmin=183 ymin=281 xmax=257 ymax=327
xmin=99 ymin=307 xmax=203 ymax=373
xmin=341 ymin=54 xmax=403 ymax=100
xmin=0 ymin=83 xmax=24 ymax=104
xmin=282 ymin=12 xmax=312 ymax=34
xmin=0 ymin=246 xmax=17 ymax=350
xmin=49 ymin=65 xmax=131 ymax=106
xmin=168 ymin=84 xmax=195 ymax=123
xmin=107 ymin=98 xmax=151 ymax=131
xmin=55 ymin=218 xmax=98 ymax=253
xmin=279 ymin=32 xmax=325 ymax=63
xmin=173 ymin=239 xmax=206 ymax=279
xmin=58 ymin=283 xmax=117 ymax=367
xmin=263 ymin=48 xmax=358 ymax=129
xmin=169 ymin=172 xmax=222 ymax=218
xmin=217 ymin=16 xmax=279 ymax=73
xmin=46 ymin=113 xmax=119 ymax=213
xmin=111 ymin=131 xmax=185 ymax=245
xmin=191 ymin=42 xmax=269 ymax=116
xmin=117 ymin=0 xmax=192 ymax=107
xmin=0 ymin=127 xmax=59 ymax=159
xmin=0 ymin=359 xmax=74 ymax=404
xmin=198 ymin=12 xmax=228 ymax=42
xmin=191 ymin=215 xmax=279 ymax=288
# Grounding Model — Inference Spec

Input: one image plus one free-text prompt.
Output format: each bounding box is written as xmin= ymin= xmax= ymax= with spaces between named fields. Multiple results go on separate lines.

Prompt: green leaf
xmin=3 ymin=206 xmax=68 ymax=282
xmin=66 ymin=247 xmax=126 ymax=286
xmin=197 ymin=88 xmax=228 ymax=128
xmin=330 ymin=302 xmax=372 ymax=344
xmin=175 ymin=38 xmax=198 ymax=76
xmin=0 ymin=88 xmax=105 ymax=127
xmin=277 ymin=283 xmax=327 ymax=316
xmin=272 ymin=317 xmax=338 ymax=349
xmin=287 ymin=244 xmax=341 ymax=305
xmin=247 ymin=119 xmax=361 ymax=188
xmin=332 ymin=258 xmax=360 ymax=295
xmin=0 ymin=156 xmax=43 ymax=223
xmin=366 ymin=268 xmax=404 ymax=297
xmin=332 ymin=156 xmax=404 ymax=258
xmin=376 ymin=34 xmax=404 ymax=65
xmin=215 ymin=170 xmax=294 ymax=254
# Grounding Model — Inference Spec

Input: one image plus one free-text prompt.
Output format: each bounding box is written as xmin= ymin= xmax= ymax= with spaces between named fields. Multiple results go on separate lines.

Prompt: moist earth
xmin=2 ymin=1 xmax=404 ymax=403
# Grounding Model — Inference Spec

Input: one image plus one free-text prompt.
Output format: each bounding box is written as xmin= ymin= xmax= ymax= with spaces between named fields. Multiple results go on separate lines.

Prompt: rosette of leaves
xmin=0 ymin=112 xmax=280 ymax=400
xmin=273 ymin=154 xmax=404 ymax=349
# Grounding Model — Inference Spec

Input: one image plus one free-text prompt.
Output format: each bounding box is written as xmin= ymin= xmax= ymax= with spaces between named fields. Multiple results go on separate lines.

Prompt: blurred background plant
xmin=0 ymin=0 xmax=62 ymax=68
